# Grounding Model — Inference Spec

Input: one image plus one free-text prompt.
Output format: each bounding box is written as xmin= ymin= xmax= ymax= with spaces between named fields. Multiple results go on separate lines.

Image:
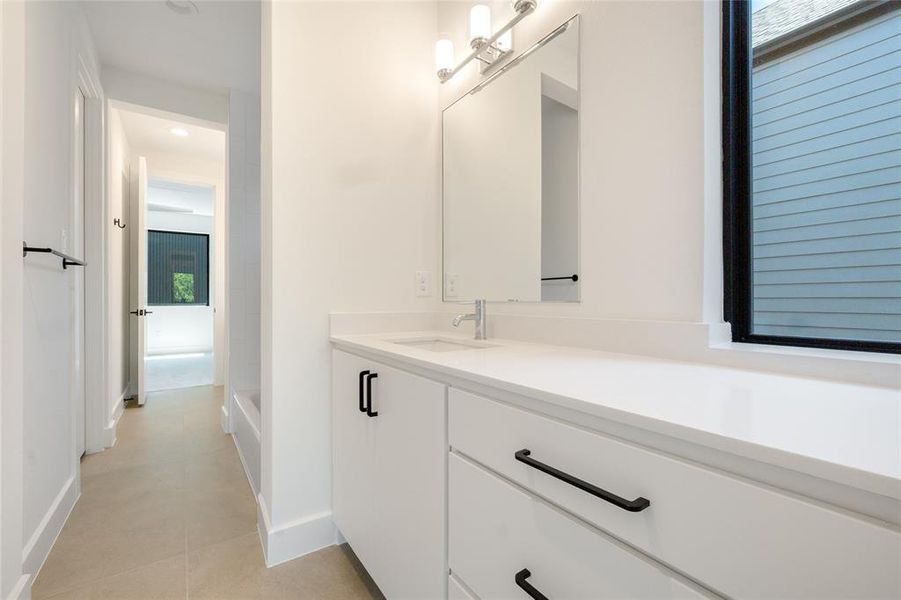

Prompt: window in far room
xmin=148 ymin=230 xmax=210 ymax=306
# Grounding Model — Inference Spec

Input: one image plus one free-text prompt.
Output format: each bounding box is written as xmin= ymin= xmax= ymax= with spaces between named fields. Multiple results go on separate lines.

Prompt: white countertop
xmin=331 ymin=331 xmax=901 ymax=503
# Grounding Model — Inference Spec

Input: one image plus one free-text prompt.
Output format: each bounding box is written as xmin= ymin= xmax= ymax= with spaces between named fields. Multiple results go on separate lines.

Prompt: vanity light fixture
xmin=436 ymin=0 xmax=538 ymax=83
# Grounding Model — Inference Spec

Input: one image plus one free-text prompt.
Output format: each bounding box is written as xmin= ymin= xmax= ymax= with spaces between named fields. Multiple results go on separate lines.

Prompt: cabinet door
xmin=331 ymin=350 xmax=377 ymax=567
xmin=369 ymin=362 xmax=447 ymax=600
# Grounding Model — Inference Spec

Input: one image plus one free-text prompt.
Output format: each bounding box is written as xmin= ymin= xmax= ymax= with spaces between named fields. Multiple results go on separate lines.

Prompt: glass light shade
xmin=469 ymin=4 xmax=491 ymax=42
xmin=497 ymin=29 xmax=512 ymax=52
xmin=435 ymin=38 xmax=455 ymax=72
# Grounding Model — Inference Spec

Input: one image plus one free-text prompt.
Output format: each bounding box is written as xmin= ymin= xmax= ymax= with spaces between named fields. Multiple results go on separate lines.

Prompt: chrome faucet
xmin=453 ymin=299 xmax=487 ymax=340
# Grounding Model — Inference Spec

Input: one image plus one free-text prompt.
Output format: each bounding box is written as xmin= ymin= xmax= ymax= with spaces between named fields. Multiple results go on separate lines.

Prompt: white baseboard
xmin=146 ymin=347 xmax=213 ymax=356
xmin=22 ymin=475 xmax=79 ymax=579
xmin=8 ymin=574 xmax=31 ymax=600
xmin=256 ymin=494 xmax=335 ymax=568
xmin=101 ymin=389 xmax=128 ymax=448
xmin=220 ymin=402 xmax=231 ymax=434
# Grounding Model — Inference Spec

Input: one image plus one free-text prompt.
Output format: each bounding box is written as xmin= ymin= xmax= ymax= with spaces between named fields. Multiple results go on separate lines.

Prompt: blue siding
xmin=751 ymin=10 xmax=901 ymax=343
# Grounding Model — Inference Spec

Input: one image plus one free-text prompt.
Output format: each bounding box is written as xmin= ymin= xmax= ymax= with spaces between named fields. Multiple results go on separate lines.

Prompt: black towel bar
xmin=23 ymin=242 xmax=86 ymax=270
xmin=541 ymin=274 xmax=578 ymax=282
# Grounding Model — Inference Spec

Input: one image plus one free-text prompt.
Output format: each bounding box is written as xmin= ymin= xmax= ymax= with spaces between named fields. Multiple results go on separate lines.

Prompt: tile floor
xmin=145 ymin=353 xmax=214 ymax=392
xmin=32 ymin=385 xmax=382 ymax=600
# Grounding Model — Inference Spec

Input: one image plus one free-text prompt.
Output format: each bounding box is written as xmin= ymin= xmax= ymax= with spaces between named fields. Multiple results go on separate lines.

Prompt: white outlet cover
xmin=445 ymin=272 xmax=459 ymax=298
xmin=415 ymin=270 xmax=431 ymax=297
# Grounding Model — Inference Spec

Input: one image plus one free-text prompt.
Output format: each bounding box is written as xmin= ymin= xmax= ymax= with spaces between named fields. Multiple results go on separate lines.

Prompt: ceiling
xmin=82 ymin=0 xmax=261 ymax=94
xmin=148 ymin=179 xmax=215 ymax=216
xmin=118 ymin=108 xmax=225 ymax=164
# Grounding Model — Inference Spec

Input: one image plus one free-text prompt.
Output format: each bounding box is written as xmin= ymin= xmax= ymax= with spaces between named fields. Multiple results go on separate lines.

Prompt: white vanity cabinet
xmin=331 ymin=350 xmax=447 ymax=599
xmin=331 ymin=343 xmax=901 ymax=600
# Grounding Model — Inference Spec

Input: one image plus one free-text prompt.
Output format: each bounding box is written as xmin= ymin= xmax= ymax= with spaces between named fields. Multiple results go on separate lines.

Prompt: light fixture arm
xmin=438 ymin=0 xmax=537 ymax=83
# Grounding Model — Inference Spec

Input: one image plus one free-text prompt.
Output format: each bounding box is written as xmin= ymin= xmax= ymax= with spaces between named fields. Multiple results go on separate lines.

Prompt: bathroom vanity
xmin=331 ymin=332 xmax=901 ymax=599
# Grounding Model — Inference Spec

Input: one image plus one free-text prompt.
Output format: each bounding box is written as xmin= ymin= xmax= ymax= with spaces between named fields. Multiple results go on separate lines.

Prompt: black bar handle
xmin=358 ymin=370 xmax=371 ymax=413
xmin=515 ymin=449 xmax=650 ymax=512
xmin=365 ymin=373 xmax=378 ymax=417
xmin=541 ymin=274 xmax=578 ymax=282
xmin=515 ymin=569 xmax=548 ymax=600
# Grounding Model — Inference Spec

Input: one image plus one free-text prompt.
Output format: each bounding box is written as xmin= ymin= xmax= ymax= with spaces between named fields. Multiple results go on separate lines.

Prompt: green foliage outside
xmin=173 ymin=272 xmax=195 ymax=303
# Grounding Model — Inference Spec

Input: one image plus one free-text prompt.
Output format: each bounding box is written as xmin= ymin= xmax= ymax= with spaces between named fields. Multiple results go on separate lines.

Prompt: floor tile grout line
xmin=38 ymin=552 xmax=188 ymax=600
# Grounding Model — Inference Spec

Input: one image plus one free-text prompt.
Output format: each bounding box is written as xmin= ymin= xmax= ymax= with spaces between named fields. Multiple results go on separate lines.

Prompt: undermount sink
xmin=389 ymin=337 xmax=495 ymax=352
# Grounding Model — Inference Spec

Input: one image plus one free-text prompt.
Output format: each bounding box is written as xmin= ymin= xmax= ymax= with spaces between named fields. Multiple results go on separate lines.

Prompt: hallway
xmin=31 ymin=386 xmax=380 ymax=599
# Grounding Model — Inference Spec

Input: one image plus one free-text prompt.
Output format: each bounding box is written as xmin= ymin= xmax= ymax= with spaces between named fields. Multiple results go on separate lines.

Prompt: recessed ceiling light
xmin=170 ymin=127 xmax=189 ymax=137
xmin=165 ymin=0 xmax=199 ymax=16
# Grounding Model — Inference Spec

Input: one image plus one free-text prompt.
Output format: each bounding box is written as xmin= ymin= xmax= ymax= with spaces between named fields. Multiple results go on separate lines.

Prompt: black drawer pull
xmin=365 ymin=373 xmax=378 ymax=417
xmin=515 ymin=569 xmax=548 ymax=600
xmin=358 ymin=370 xmax=370 ymax=412
xmin=514 ymin=449 xmax=650 ymax=512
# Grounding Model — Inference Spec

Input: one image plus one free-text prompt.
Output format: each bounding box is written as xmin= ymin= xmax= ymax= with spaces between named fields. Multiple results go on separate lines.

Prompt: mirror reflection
xmin=443 ymin=17 xmax=580 ymax=303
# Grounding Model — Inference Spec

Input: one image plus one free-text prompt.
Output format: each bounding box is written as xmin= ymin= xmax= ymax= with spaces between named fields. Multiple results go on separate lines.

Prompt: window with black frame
xmin=723 ymin=0 xmax=901 ymax=353
xmin=148 ymin=230 xmax=210 ymax=306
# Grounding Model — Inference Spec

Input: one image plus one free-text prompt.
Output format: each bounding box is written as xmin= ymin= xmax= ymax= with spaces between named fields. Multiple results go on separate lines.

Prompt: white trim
xmin=255 ymin=494 xmax=335 ymax=568
xmin=21 ymin=476 xmax=79 ymax=579
xmin=7 ymin=575 xmax=30 ymax=600
xmin=74 ymin=43 xmax=109 ymax=457
xmin=220 ymin=401 xmax=231 ymax=433
xmin=96 ymin=387 xmax=127 ymax=450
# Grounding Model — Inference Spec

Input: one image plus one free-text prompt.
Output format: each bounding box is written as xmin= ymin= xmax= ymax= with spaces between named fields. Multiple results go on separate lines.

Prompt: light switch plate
xmin=415 ymin=270 xmax=431 ymax=297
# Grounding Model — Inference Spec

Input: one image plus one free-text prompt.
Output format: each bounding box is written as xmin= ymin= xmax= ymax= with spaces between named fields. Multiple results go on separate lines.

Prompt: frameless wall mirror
xmin=443 ymin=16 xmax=580 ymax=303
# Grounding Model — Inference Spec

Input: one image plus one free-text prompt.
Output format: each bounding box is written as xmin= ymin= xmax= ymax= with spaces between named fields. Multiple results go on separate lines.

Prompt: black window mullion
xmin=722 ymin=0 xmax=753 ymax=342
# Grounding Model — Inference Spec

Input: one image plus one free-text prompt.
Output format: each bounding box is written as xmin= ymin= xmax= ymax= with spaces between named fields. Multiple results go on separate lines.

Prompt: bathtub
xmin=232 ymin=390 xmax=261 ymax=494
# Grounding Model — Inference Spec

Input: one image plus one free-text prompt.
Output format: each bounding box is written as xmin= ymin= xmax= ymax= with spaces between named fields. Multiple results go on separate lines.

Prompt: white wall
xmin=145 ymin=209 xmax=214 ymax=355
xmin=443 ymin=53 xmax=542 ymax=302
xmin=439 ymin=1 xmax=706 ymax=322
xmin=107 ymin=107 xmax=131 ymax=423
xmin=227 ymin=90 xmax=261 ymax=405
xmin=540 ymin=96 xmax=579 ymax=302
xmin=262 ymin=0 xmax=439 ymax=564
xmin=19 ymin=0 xmax=102 ymax=581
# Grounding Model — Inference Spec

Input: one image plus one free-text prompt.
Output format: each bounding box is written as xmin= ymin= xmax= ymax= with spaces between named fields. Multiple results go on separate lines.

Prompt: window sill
xmin=708 ymin=337 xmax=901 ymax=388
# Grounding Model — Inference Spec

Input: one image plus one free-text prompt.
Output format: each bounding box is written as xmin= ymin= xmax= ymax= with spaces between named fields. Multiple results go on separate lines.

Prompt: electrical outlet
xmin=415 ymin=270 xmax=431 ymax=297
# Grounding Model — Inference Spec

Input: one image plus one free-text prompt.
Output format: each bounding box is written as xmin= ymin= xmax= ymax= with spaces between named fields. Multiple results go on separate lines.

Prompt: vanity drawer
xmin=449 ymin=453 xmax=709 ymax=600
xmin=449 ymin=388 xmax=901 ymax=599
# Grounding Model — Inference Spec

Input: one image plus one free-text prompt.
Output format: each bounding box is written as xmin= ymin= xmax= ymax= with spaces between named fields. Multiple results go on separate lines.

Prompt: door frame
xmin=73 ymin=50 xmax=107 ymax=456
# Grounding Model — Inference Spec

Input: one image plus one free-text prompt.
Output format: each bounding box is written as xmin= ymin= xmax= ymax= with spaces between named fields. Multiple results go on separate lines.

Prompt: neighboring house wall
xmin=751 ymin=9 xmax=901 ymax=342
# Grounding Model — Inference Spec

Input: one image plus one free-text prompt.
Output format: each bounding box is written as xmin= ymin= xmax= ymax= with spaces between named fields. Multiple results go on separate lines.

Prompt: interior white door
xmin=129 ymin=156 xmax=149 ymax=405
xmin=73 ymin=88 xmax=86 ymax=457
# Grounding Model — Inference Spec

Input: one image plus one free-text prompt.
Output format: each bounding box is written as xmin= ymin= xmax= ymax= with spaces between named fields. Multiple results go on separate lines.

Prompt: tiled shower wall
xmin=228 ymin=91 xmax=262 ymax=402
